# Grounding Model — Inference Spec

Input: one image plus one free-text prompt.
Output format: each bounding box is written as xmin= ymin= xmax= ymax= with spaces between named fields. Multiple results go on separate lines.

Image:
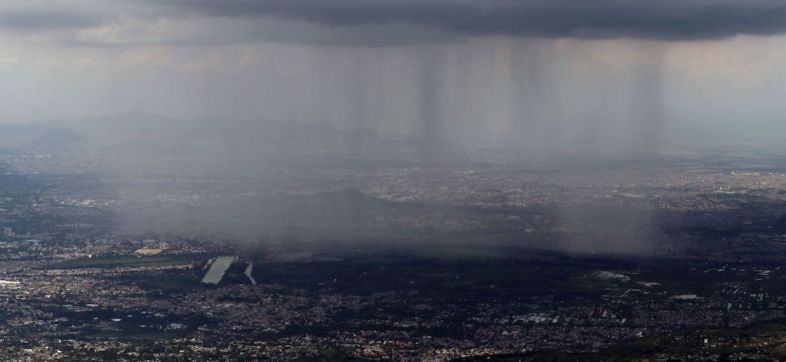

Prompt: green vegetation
xmin=461 ymin=320 xmax=786 ymax=361
xmin=46 ymin=254 xmax=203 ymax=269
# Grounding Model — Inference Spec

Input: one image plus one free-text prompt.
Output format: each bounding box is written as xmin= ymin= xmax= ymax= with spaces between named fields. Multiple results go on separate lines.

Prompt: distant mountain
xmin=60 ymin=113 xmax=375 ymax=144
xmin=0 ymin=123 xmax=84 ymax=153
xmin=28 ymin=127 xmax=85 ymax=152
xmin=0 ymin=114 xmax=387 ymax=161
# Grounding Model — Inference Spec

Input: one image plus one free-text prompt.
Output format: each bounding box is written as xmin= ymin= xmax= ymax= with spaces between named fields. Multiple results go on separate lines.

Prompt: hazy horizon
xmin=3 ymin=1 xmax=786 ymax=154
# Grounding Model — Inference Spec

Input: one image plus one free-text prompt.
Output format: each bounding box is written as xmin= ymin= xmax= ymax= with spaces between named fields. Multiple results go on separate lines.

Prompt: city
xmin=0 ymin=144 xmax=785 ymax=359
xmin=4 ymin=0 xmax=786 ymax=360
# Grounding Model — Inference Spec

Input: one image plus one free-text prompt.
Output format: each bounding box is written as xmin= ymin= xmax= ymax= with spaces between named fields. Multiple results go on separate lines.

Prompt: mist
xmin=4 ymin=1 xmax=786 ymax=255
xmin=51 ymin=38 xmax=677 ymax=254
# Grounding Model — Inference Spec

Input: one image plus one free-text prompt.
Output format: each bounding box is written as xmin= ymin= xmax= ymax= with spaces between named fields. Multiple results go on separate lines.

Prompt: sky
xmin=3 ymin=0 xmax=786 ymax=147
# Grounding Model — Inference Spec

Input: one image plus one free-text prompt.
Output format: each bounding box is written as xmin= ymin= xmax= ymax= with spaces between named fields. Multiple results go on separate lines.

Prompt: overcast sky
xmin=3 ymin=0 xmax=786 ymax=146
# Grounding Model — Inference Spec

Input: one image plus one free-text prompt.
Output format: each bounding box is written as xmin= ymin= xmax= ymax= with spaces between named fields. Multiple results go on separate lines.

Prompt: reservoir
xmin=201 ymin=256 xmax=236 ymax=284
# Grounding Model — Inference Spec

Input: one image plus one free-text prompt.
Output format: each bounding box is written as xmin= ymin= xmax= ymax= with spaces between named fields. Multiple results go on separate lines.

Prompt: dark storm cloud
xmin=0 ymin=9 xmax=101 ymax=32
xmin=158 ymin=0 xmax=786 ymax=41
